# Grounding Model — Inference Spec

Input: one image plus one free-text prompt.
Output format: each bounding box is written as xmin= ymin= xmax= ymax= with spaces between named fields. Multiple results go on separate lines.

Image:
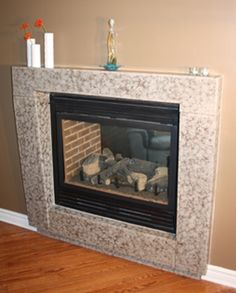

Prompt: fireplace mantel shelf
xmin=12 ymin=66 xmax=222 ymax=279
xmin=14 ymin=65 xmax=221 ymax=77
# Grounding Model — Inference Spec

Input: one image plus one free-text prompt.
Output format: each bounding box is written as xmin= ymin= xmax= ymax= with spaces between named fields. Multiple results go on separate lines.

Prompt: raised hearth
xmin=12 ymin=66 xmax=222 ymax=278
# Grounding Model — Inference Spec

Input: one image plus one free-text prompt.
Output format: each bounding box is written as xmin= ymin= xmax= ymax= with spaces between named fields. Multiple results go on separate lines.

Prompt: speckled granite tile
xmin=13 ymin=92 xmax=53 ymax=229
xmin=12 ymin=66 xmax=222 ymax=279
xmin=47 ymin=206 xmax=176 ymax=270
xmin=35 ymin=92 xmax=55 ymax=208
xmin=12 ymin=66 xmax=221 ymax=115
xmin=175 ymin=112 xmax=219 ymax=275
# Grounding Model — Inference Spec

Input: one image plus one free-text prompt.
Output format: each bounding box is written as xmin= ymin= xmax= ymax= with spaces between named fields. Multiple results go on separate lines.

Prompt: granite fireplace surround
xmin=12 ymin=66 xmax=222 ymax=279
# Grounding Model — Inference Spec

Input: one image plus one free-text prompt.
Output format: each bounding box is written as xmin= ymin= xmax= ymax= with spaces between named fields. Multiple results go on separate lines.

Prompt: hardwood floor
xmin=0 ymin=221 xmax=235 ymax=293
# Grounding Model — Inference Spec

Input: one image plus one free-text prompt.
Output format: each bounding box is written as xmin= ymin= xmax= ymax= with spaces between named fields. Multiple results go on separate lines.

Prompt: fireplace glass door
xmin=51 ymin=94 xmax=179 ymax=233
xmin=62 ymin=120 xmax=171 ymax=205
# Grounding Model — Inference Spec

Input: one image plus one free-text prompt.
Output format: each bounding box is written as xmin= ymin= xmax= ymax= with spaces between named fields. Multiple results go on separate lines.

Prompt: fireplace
xmin=12 ymin=67 xmax=222 ymax=278
xmin=50 ymin=93 xmax=179 ymax=232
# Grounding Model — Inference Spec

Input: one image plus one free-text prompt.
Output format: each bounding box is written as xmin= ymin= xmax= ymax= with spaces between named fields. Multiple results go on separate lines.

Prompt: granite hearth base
xmin=12 ymin=66 xmax=222 ymax=278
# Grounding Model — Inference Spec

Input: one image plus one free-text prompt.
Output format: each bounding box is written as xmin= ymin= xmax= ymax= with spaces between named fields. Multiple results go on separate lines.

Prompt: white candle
xmin=26 ymin=38 xmax=35 ymax=67
xmin=32 ymin=44 xmax=41 ymax=68
xmin=44 ymin=33 xmax=54 ymax=68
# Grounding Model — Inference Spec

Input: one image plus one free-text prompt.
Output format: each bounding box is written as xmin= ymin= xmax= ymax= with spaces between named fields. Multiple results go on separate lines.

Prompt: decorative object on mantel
xmin=200 ymin=67 xmax=209 ymax=76
xmin=35 ymin=18 xmax=54 ymax=68
xmin=20 ymin=22 xmax=35 ymax=67
xmin=31 ymin=44 xmax=41 ymax=68
xmin=26 ymin=38 xmax=35 ymax=67
xmin=103 ymin=18 xmax=120 ymax=71
xmin=20 ymin=21 xmax=41 ymax=68
xmin=189 ymin=67 xmax=209 ymax=76
xmin=189 ymin=67 xmax=199 ymax=75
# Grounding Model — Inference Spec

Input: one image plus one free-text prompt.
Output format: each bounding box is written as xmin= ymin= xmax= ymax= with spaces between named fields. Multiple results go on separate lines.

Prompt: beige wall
xmin=0 ymin=0 xmax=236 ymax=270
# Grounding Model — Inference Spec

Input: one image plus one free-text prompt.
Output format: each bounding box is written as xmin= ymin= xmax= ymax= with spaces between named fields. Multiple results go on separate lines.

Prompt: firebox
xmin=50 ymin=93 xmax=179 ymax=233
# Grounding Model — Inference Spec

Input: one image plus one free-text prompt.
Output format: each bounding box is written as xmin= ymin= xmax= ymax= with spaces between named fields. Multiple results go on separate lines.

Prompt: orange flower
xmin=24 ymin=32 xmax=31 ymax=40
xmin=34 ymin=18 xmax=43 ymax=28
xmin=20 ymin=22 xmax=32 ymax=41
xmin=34 ymin=18 xmax=47 ymax=32
xmin=20 ymin=22 xmax=29 ymax=30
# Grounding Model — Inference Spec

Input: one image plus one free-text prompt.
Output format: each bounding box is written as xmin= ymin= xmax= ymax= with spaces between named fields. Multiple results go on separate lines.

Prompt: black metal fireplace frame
xmin=50 ymin=93 xmax=179 ymax=233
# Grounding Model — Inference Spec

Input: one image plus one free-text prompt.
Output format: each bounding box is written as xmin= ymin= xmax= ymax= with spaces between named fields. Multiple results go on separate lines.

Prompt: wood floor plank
xmin=0 ymin=221 xmax=235 ymax=293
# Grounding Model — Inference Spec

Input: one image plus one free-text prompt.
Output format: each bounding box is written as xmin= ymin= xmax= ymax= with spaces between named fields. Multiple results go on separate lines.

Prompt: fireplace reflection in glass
xmin=62 ymin=120 xmax=171 ymax=205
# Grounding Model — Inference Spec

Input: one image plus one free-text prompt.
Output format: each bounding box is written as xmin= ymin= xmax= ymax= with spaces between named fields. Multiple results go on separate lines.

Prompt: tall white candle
xmin=32 ymin=44 xmax=41 ymax=68
xmin=44 ymin=33 xmax=54 ymax=68
xmin=26 ymin=38 xmax=35 ymax=67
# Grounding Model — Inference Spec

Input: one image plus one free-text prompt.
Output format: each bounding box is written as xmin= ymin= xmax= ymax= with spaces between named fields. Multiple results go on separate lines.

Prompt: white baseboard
xmin=202 ymin=264 xmax=236 ymax=288
xmin=0 ymin=208 xmax=37 ymax=232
